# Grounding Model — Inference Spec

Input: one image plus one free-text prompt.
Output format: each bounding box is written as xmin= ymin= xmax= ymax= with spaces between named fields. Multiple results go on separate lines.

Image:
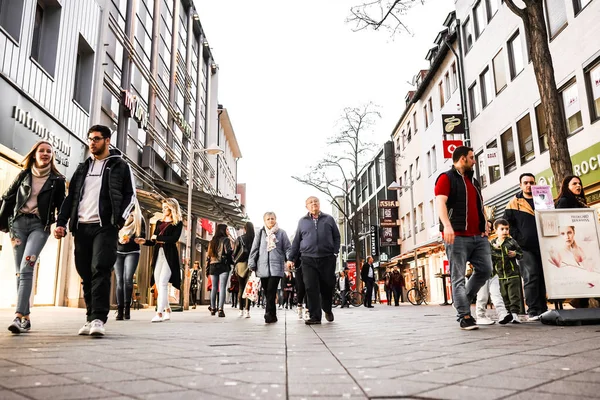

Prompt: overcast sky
xmin=196 ymin=0 xmax=455 ymax=233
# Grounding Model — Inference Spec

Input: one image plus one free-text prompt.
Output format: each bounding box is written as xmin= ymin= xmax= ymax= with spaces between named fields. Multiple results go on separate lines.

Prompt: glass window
xmin=444 ymin=73 xmax=451 ymax=101
xmin=469 ymin=82 xmax=480 ymax=119
xmin=486 ymin=0 xmax=499 ymax=21
xmin=451 ymin=63 xmax=458 ymax=92
xmin=431 ymin=145 xmax=437 ymax=173
xmin=501 ymin=128 xmax=516 ymax=174
xmin=535 ymin=104 xmax=549 ymax=153
xmin=493 ymin=49 xmax=507 ymax=94
xmin=439 ymin=82 xmax=445 ymax=108
xmin=413 ymin=112 xmax=418 ymax=134
xmin=508 ymin=32 xmax=524 ymax=79
xmin=463 ymin=17 xmax=473 ymax=53
xmin=423 ymin=105 xmax=429 ymax=128
xmin=586 ymin=60 xmax=600 ymax=122
xmin=403 ymin=171 xmax=408 ymax=192
xmin=428 ymin=98 xmax=434 ymax=123
xmin=561 ymin=81 xmax=583 ymax=134
xmin=473 ymin=1 xmax=486 ymax=38
xmin=487 ymin=140 xmax=501 ymax=184
xmin=407 ymin=121 xmax=412 ymax=142
xmin=416 ymin=157 xmax=421 ymax=179
xmin=480 ymin=67 xmax=494 ymax=108
xmin=517 ymin=114 xmax=534 ymax=164
xmin=475 ymin=150 xmax=487 ymax=187
xmin=545 ymin=0 xmax=568 ymax=38
xmin=0 ymin=0 xmax=24 ymax=42
xmin=574 ymin=0 xmax=593 ymax=14
xmin=426 ymin=151 xmax=432 ymax=177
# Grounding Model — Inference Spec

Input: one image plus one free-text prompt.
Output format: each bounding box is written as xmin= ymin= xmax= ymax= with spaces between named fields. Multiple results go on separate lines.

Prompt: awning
xmin=387 ymin=236 xmax=445 ymax=265
xmin=154 ymin=180 xmax=247 ymax=228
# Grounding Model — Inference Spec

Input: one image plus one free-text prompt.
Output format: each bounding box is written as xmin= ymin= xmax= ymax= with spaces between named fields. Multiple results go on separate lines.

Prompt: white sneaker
xmin=239 ymin=310 xmax=244 ymax=317
xmin=244 ymin=310 xmax=251 ymax=318
xmin=303 ymin=308 xmax=310 ymax=320
xmin=512 ymin=313 xmax=521 ymax=324
xmin=151 ymin=314 xmax=163 ymax=323
xmin=297 ymin=306 xmax=303 ymax=319
xmin=476 ymin=317 xmax=495 ymax=325
xmin=528 ymin=315 xmax=541 ymax=322
xmin=163 ymin=310 xmax=171 ymax=321
xmin=89 ymin=319 xmax=105 ymax=337
xmin=78 ymin=321 xmax=92 ymax=335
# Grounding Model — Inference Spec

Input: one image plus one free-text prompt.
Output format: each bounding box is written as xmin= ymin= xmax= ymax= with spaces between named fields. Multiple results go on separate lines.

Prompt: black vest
xmin=436 ymin=167 xmax=486 ymax=233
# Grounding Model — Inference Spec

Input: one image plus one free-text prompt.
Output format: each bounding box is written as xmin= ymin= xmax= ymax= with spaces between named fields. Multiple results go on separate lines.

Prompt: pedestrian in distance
xmin=190 ymin=261 xmax=200 ymax=309
xmin=114 ymin=198 xmax=145 ymax=321
xmin=277 ymin=278 xmax=285 ymax=310
xmin=55 ymin=125 xmax=136 ymax=337
xmin=229 ymin=272 xmax=239 ymax=309
xmin=206 ymin=223 xmax=234 ymax=317
xmin=390 ymin=266 xmax=404 ymax=306
xmin=135 ymin=198 xmax=183 ymax=323
xmin=383 ymin=267 xmax=392 ymax=306
xmin=233 ymin=221 xmax=255 ymax=318
xmin=294 ymin=255 xmax=309 ymax=319
xmin=361 ymin=256 xmax=376 ymax=308
xmin=483 ymin=219 xmax=524 ymax=325
xmin=248 ymin=212 xmax=292 ymax=324
xmin=336 ymin=270 xmax=350 ymax=308
xmin=504 ymin=173 xmax=546 ymax=321
xmin=435 ymin=146 xmax=491 ymax=331
xmin=289 ymin=196 xmax=341 ymax=325
xmin=1 ymin=140 xmax=66 ymax=334
xmin=282 ymin=270 xmax=296 ymax=309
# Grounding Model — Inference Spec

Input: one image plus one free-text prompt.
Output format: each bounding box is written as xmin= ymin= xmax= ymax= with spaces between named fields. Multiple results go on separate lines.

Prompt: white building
xmin=456 ymin=0 xmax=600 ymax=215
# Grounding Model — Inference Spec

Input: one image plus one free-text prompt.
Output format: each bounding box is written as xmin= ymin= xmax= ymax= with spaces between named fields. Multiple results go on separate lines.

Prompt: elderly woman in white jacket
xmin=248 ymin=212 xmax=292 ymax=324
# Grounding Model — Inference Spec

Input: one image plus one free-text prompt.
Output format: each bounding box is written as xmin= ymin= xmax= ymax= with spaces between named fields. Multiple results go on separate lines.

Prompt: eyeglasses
xmin=522 ymin=181 xmax=535 ymax=185
xmin=87 ymin=136 xmax=105 ymax=143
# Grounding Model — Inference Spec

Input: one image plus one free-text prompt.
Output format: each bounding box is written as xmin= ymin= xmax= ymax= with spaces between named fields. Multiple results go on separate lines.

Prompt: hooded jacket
xmin=490 ymin=237 xmax=523 ymax=279
xmin=57 ymin=149 xmax=136 ymax=233
xmin=504 ymin=191 xmax=539 ymax=251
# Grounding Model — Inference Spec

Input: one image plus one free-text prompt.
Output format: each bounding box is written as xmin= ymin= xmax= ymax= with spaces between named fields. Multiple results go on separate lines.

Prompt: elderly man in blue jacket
xmin=288 ymin=196 xmax=341 ymax=325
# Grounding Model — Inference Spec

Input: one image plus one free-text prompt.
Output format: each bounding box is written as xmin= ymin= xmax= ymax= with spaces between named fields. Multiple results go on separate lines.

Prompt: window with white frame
xmin=545 ymin=0 xmax=568 ymax=38
xmin=423 ymin=105 xmax=429 ymax=128
xmin=444 ymin=72 xmax=451 ymax=101
xmin=426 ymin=150 xmax=432 ymax=177
xmin=473 ymin=1 xmax=486 ymax=38
xmin=403 ymin=171 xmax=408 ymax=192
xmin=429 ymin=199 xmax=436 ymax=227
xmin=486 ymin=0 xmax=499 ymax=21
xmin=413 ymin=112 xmax=418 ymax=134
xmin=574 ymin=0 xmax=593 ymax=15
xmin=409 ymin=163 xmax=414 ymax=183
xmin=487 ymin=140 xmax=501 ymax=183
xmin=585 ymin=60 xmax=600 ymax=122
xmin=517 ymin=113 xmax=535 ymax=164
xmin=401 ymin=216 xmax=406 ymax=239
xmin=561 ymin=81 xmax=583 ymax=134
xmin=439 ymin=81 xmax=445 ymax=108
xmin=493 ymin=49 xmax=507 ymax=94
xmin=469 ymin=81 xmax=480 ymax=119
xmin=428 ymin=97 xmax=434 ymax=123
xmin=463 ymin=16 xmax=473 ymax=53
xmin=418 ymin=203 xmax=424 ymax=231
xmin=501 ymin=127 xmax=517 ymax=174
xmin=475 ymin=150 xmax=487 ymax=187
xmin=508 ymin=31 xmax=524 ymax=80
xmin=407 ymin=121 xmax=412 ymax=142
xmin=431 ymin=145 xmax=437 ymax=173
xmin=480 ymin=67 xmax=494 ymax=108
xmin=451 ymin=63 xmax=458 ymax=92
xmin=416 ymin=157 xmax=421 ymax=179
xmin=535 ymin=104 xmax=549 ymax=153
xmin=398 ymin=176 xmax=403 ymax=197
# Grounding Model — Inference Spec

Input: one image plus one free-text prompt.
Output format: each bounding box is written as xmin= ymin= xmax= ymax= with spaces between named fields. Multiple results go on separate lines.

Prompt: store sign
xmin=379 ymin=200 xmax=399 ymax=228
xmin=485 ymin=148 xmax=500 ymax=167
xmin=122 ymin=90 xmax=148 ymax=130
xmin=442 ymin=114 xmax=465 ymax=135
xmin=175 ymin=112 xmax=193 ymax=139
xmin=370 ymin=225 xmax=379 ymax=257
xmin=380 ymin=226 xmax=400 ymax=247
xmin=442 ymin=140 xmax=463 ymax=159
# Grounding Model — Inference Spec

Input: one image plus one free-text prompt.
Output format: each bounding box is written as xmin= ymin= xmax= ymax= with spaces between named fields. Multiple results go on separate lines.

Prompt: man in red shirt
xmin=435 ymin=146 xmax=491 ymax=330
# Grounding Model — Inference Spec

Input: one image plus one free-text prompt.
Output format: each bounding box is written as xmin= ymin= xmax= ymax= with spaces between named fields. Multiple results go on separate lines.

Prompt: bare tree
xmin=350 ymin=0 xmax=573 ymax=189
xmin=292 ymin=103 xmax=380 ymax=288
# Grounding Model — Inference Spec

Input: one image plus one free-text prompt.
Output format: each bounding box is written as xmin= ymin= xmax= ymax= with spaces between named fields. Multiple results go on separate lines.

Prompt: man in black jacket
xmin=361 ymin=257 xmax=376 ymax=308
xmin=504 ymin=173 xmax=546 ymax=320
xmin=55 ymin=125 xmax=135 ymax=337
xmin=289 ymin=196 xmax=341 ymax=325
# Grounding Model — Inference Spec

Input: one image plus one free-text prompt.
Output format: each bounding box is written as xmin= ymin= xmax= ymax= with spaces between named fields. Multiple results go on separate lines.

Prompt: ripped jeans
xmin=11 ymin=215 xmax=50 ymax=316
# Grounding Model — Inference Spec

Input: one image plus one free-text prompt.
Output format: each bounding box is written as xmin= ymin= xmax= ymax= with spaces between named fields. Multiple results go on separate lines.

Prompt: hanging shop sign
xmin=122 ymin=90 xmax=148 ymax=130
xmin=370 ymin=225 xmax=379 ymax=257
xmin=380 ymin=226 xmax=400 ymax=248
xmin=442 ymin=140 xmax=463 ymax=159
xmin=442 ymin=114 xmax=465 ymax=135
xmin=174 ymin=112 xmax=193 ymax=139
xmin=485 ymin=148 xmax=500 ymax=167
xmin=379 ymin=199 xmax=400 ymax=232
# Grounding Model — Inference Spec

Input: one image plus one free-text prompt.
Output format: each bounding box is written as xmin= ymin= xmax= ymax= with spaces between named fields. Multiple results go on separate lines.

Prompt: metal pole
xmin=410 ymin=182 xmax=418 ymax=289
xmin=184 ymin=150 xmax=195 ymax=310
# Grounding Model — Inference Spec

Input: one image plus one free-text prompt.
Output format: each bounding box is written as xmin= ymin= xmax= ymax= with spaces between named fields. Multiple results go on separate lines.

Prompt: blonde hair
xmin=21 ymin=140 xmax=62 ymax=176
xmin=163 ymin=198 xmax=182 ymax=225
xmin=120 ymin=197 xmax=143 ymax=237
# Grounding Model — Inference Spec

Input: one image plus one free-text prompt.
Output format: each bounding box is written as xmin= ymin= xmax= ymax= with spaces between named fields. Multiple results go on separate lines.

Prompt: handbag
xmin=219 ymin=238 xmax=233 ymax=266
xmin=233 ymin=236 xmax=248 ymax=264
xmin=242 ymin=272 xmax=261 ymax=302
xmin=0 ymin=198 xmax=15 ymax=233
xmin=236 ymin=262 xmax=249 ymax=279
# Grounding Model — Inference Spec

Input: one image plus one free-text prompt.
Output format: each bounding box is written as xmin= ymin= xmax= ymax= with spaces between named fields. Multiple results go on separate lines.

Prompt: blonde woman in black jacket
xmin=0 ymin=141 xmax=65 ymax=334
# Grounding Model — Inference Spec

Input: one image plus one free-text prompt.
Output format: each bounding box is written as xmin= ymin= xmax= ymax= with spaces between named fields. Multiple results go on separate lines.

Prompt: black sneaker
xmin=325 ymin=312 xmax=334 ymax=322
xmin=218 ymin=309 xmax=225 ymax=318
xmin=459 ymin=315 xmax=479 ymax=330
xmin=8 ymin=317 xmax=22 ymax=334
xmin=499 ymin=314 xmax=513 ymax=325
xmin=305 ymin=318 xmax=321 ymax=325
xmin=20 ymin=318 xmax=31 ymax=332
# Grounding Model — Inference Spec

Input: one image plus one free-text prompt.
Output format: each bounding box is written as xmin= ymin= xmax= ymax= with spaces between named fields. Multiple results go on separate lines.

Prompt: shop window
xmin=0 ymin=0 xmax=24 ymax=43
xmin=31 ymin=1 xmax=61 ymax=77
xmin=585 ymin=59 xmax=600 ymax=122
xmin=73 ymin=35 xmax=95 ymax=112
xmin=469 ymin=81 xmax=480 ymax=119
xmin=574 ymin=0 xmax=593 ymax=15
xmin=501 ymin=128 xmax=516 ymax=174
xmin=517 ymin=114 xmax=534 ymax=164
xmin=475 ymin=150 xmax=487 ymax=187
xmin=486 ymin=0 xmax=499 ymax=21
xmin=463 ymin=16 xmax=473 ymax=53
xmin=493 ymin=49 xmax=507 ymax=94
xmin=535 ymin=104 xmax=549 ymax=153
xmin=473 ymin=1 xmax=486 ymax=38
xmin=487 ymin=140 xmax=501 ymax=184
xmin=508 ymin=31 xmax=524 ymax=80
xmin=544 ymin=0 xmax=568 ymax=38
xmin=561 ymin=80 xmax=583 ymax=134
xmin=480 ymin=67 xmax=494 ymax=108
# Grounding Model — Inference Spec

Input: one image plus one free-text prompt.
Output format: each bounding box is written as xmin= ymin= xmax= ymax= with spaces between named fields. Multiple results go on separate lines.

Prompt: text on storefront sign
xmin=122 ymin=90 xmax=148 ymax=130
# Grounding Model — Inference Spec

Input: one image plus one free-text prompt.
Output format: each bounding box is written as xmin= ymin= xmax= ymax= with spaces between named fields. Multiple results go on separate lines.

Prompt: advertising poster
xmin=535 ymin=209 xmax=600 ymax=299
xmin=531 ymin=185 xmax=555 ymax=210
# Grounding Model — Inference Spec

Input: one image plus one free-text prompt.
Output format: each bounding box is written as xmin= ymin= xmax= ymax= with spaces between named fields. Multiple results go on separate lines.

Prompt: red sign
xmin=443 ymin=140 xmax=464 ymax=159
xmin=200 ymin=218 xmax=213 ymax=235
xmin=347 ymin=262 xmax=357 ymax=291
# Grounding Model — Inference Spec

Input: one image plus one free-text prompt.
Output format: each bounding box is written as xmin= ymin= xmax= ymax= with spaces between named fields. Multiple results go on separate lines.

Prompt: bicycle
xmin=407 ymin=279 xmax=428 ymax=306
xmin=348 ymin=289 xmax=363 ymax=307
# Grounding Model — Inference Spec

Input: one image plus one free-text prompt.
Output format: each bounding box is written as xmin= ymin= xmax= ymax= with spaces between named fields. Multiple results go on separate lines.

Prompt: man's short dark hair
xmin=494 ymin=218 xmax=509 ymax=229
xmin=519 ymin=173 xmax=535 ymax=183
xmin=452 ymin=146 xmax=473 ymax=163
xmin=88 ymin=125 xmax=112 ymax=139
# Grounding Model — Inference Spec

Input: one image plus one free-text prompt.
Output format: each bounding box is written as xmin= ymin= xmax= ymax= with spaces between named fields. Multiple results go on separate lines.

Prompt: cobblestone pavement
xmin=1 ymin=304 xmax=600 ymax=400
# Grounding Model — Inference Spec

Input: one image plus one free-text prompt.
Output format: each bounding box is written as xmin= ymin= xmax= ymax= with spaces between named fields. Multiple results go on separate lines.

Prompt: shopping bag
xmin=242 ymin=272 xmax=261 ymax=302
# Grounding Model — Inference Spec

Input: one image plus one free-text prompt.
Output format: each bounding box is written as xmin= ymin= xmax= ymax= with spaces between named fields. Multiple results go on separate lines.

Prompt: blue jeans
xmin=445 ymin=235 xmax=493 ymax=318
xmin=11 ymin=215 xmax=50 ymax=316
xmin=519 ymin=249 xmax=546 ymax=316
xmin=114 ymin=252 xmax=140 ymax=308
xmin=211 ymin=271 xmax=229 ymax=310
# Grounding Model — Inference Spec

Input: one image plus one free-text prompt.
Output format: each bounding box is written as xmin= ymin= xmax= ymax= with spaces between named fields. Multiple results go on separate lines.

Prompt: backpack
xmin=219 ymin=237 xmax=234 ymax=266
xmin=233 ymin=236 xmax=248 ymax=264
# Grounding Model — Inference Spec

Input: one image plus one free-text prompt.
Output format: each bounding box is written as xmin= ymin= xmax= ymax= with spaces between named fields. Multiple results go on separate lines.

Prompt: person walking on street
xmin=390 ymin=266 xmax=404 ymax=306
xmin=504 ymin=173 xmax=547 ymax=321
xmin=294 ymin=255 xmax=309 ymax=319
xmin=384 ymin=268 xmax=392 ymax=306
xmin=282 ymin=270 xmax=296 ymax=309
xmin=190 ymin=261 xmax=200 ymax=309
xmin=435 ymin=146 xmax=491 ymax=331
xmin=289 ymin=196 xmax=341 ymax=325
xmin=55 ymin=125 xmax=136 ymax=337
xmin=248 ymin=212 xmax=292 ymax=323
xmin=233 ymin=221 xmax=255 ymax=318
xmin=207 ymin=224 xmax=233 ymax=317
xmin=136 ymin=199 xmax=183 ymax=323
xmin=229 ymin=273 xmax=239 ymax=309
xmin=336 ymin=270 xmax=350 ymax=308
xmin=2 ymin=141 xmax=65 ymax=334
xmin=361 ymin=257 xmax=376 ymax=308
xmin=114 ymin=199 xmax=145 ymax=321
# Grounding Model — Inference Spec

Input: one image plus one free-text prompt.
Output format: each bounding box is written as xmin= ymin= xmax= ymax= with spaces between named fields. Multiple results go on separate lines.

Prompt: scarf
xmin=31 ymin=164 xmax=51 ymax=178
xmin=265 ymin=224 xmax=279 ymax=252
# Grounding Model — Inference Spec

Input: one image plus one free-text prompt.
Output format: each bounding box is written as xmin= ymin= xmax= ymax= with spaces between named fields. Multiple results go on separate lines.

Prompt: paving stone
xmin=288 ymin=382 xmax=364 ymax=397
xmin=16 ymin=384 xmax=116 ymax=400
xmin=0 ymin=365 xmax=46 ymax=377
xmin=419 ymin=384 xmax=517 ymax=400
xmin=359 ymin=379 xmax=442 ymax=397
xmin=97 ymin=379 xmax=184 ymax=396
xmin=202 ymin=383 xmax=286 ymax=400
xmin=403 ymin=370 xmax=470 ymax=385
xmin=0 ymin=390 xmax=30 ymax=400
xmin=533 ymin=380 xmax=600 ymax=397
xmin=63 ymin=369 xmax=143 ymax=383
xmin=139 ymin=390 xmax=223 ymax=400
xmin=0 ymin=374 xmax=78 ymax=389
xmin=504 ymin=392 xmax=597 ymax=400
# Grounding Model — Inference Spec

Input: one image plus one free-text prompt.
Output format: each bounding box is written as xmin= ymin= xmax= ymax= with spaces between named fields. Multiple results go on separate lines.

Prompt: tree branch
xmin=504 ymin=0 xmax=526 ymax=19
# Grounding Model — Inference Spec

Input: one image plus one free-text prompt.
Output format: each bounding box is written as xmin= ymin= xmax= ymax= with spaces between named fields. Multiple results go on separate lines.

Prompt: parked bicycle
xmin=332 ymin=288 xmax=363 ymax=307
xmin=407 ymin=279 xmax=428 ymax=306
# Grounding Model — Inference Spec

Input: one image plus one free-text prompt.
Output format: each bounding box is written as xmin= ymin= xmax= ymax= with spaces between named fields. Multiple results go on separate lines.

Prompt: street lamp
xmin=387 ymin=180 xmax=419 ymax=295
xmin=184 ymin=144 xmax=223 ymax=310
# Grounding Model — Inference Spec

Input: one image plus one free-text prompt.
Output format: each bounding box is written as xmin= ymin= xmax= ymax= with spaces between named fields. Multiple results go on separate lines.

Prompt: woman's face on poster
xmin=560 ymin=226 xmax=575 ymax=246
